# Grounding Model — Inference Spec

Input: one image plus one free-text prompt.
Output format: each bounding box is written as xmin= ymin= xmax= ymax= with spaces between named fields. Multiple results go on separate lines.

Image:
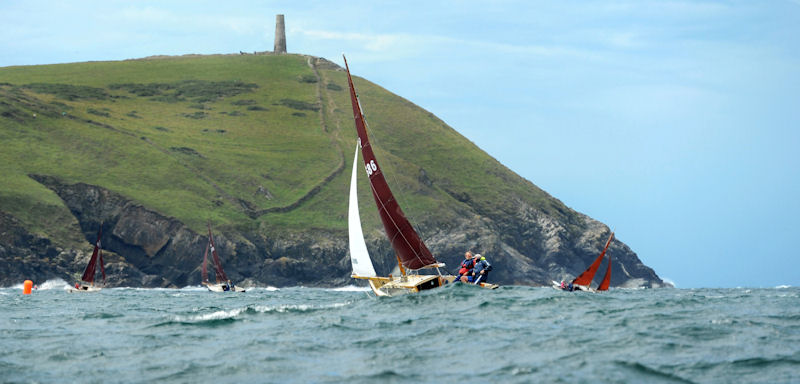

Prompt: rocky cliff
xmin=0 ymin=175 xmax=663 ymax=288
xmin=0 ymin=54 xmax=665 ymax=288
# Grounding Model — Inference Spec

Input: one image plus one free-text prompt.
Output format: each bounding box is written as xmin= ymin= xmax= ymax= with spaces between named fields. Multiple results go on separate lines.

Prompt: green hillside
xmin=0 ymin=53 xmax=664 ymax=288
xmin=0 ymin=53 xmax=565 ymax=243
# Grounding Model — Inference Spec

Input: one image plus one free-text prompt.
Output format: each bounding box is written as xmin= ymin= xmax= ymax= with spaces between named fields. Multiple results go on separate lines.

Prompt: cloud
xmin=296 ymin=29 xmax=416 ymax=52
xmin=295 ymin=26 xmax=602 ymax=64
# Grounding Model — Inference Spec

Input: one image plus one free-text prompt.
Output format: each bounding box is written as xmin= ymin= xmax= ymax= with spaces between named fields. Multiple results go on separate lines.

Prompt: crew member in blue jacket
xmin=470 ymin=254 xmax=492 ymax=284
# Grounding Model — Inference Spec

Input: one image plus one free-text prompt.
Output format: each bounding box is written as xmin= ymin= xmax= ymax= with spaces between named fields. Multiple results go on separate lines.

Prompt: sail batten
xmin=344 ymin=55 xmax=438 ymax=271
xmin=572 ymin=232 xmax=614 ymax=288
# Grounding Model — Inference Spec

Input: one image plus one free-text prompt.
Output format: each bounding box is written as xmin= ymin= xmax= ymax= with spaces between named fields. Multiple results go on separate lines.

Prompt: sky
xmin=1 ymin=0 xmax=798 ymax=288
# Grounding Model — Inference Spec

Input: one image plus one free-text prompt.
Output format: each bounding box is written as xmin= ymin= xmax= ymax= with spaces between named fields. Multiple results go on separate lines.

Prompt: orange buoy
xmin=23 ymin=280 xmax=33 ymax=295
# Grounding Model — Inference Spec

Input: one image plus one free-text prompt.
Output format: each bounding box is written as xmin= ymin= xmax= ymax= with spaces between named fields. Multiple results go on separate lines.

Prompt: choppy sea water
xmin=1 ymin=281 xmax=798 ymax=384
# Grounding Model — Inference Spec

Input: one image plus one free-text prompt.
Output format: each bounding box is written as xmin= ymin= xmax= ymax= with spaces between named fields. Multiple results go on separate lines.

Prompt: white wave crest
xmin=39 ymin=279 xmax=71 ymax=290
xmin=245 ymin=286 xmax=280 ymax=291
xmin=175 ymin=307 xmax=248 ymax=322
xmin=7 ymin=278 xmax=70 ymax=290
xmin=253 ymin=302 xmax=351 ymax=313
xmin=330 ymin=285 xmax=370 ymax=292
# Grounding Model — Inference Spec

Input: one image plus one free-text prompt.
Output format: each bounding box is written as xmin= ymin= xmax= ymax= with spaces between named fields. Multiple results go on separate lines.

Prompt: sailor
xmin=471 ymin=254 xmax=492 ymax=284
xmin=455 ymin=251 xmax=475 ymax=283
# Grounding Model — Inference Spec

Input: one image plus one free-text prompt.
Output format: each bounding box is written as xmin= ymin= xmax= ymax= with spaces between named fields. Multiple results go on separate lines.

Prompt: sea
xmin=1 ymin=281 xmax=798 ymax=384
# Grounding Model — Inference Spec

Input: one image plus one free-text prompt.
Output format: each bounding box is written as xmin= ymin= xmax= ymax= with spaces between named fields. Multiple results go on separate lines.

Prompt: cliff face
xmin=19 ymin=176 xmax=351 ymax=288
xmin=4 ymin=176 xmax=662 ymax=288
xmin=0 ymin=54 xmax=665 ymax=288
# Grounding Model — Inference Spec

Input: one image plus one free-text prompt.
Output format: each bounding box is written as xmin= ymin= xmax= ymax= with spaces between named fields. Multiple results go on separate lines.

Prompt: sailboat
xmin=201 ymin=224 xmax=245 ymax=292
xmin=344 ymin=56 xmax=498 ymax=296
xmin=553 ymin=231 xmax=614 ymax=292
xmin=68 ymin=227 xmax=106 ymax=292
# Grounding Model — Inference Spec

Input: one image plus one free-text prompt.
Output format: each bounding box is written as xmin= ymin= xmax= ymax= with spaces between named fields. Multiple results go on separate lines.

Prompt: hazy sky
xmin=2 ymin=1 xmax=798 ymax=288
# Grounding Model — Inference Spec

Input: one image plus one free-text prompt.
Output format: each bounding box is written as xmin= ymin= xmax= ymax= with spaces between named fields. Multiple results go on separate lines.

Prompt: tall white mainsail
xmin=348 ymin=142 xmax=377 ymax=277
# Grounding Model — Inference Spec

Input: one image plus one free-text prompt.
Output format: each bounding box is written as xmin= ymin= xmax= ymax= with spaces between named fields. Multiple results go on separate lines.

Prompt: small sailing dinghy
xmin=68 ymin=227 xmax=105 ymax=292
xmin=201 ymin=224 xmax=245 ymax=292
xmin=553 ymin=231 xmax=614 ymax=292
xmin=344 ymin=56 xmax=498 ymax=296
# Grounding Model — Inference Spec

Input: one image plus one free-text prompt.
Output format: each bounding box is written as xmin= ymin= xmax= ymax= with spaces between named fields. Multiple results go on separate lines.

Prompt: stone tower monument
xmin=274 ymin=14 xmax=286 ymax=53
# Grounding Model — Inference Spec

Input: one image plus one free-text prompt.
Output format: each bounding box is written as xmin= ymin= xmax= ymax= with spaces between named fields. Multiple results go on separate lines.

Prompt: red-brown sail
xmin=572 ymin=232 xmax=614 ymax=287
xmin=207 ymin=224 xmax=229 ymax=283
xmin=81 ymin=227 xmax=105 ymax=284
xmin=597 ymin=252 xmax=612 ymax=291
xmin=343 ymin=56 xmax=439 ymax=271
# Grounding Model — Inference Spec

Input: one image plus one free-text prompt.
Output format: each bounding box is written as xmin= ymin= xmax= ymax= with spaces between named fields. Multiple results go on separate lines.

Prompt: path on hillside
xmin=248 ymin=56 xmax=345 ymax=217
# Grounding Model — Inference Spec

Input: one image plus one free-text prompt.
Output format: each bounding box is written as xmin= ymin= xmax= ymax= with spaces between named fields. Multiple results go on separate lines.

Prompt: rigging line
xmin=359 ymin=96 xmax=429 ymax=245
xmin=367 ymin=171 xmax=432 ymax=269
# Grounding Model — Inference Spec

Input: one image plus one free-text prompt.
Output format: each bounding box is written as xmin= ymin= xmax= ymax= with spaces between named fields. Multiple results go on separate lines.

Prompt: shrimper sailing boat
xmin=553 ymin=231 xmax=614 ymax=292
xmin=201 ymin=224 xmax=245 ymax=292
xmin=344 ymin=55 xmax=497 ymax=296
xmin=68 ymin=227 xmax=105 ymax=292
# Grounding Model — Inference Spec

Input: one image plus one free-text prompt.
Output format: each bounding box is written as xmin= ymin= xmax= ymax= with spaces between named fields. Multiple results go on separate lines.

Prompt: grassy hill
xmin=0 ymin=53 xmax=662 ymax=287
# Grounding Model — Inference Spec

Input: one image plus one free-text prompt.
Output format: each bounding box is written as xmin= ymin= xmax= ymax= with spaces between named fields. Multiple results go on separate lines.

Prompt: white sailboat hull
xmin=203 ymin=282 xmax=245 ymax=292
xmin=358 ymin=274 xmax=497 ymax=297
xmin=551 ymin=280 xmax=595 ymax=292
xmin=68 ymin=283 xmax=102 ymax=293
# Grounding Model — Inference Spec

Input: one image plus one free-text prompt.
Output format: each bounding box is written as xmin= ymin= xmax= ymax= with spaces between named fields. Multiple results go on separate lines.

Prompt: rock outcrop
xmin=3 ymin=176 xmax=664 ymax=288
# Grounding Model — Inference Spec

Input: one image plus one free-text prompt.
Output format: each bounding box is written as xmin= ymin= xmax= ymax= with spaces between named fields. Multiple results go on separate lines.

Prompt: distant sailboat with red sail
xmin=201 ymin=223 xmax=245 ymax=292
xmin=553 ymin=231 xmax=614 ymax=292
xmin=343 ymin=55 xmax=497 ymax=296
xmin=68 ymin=226 xmax=105 ymax=292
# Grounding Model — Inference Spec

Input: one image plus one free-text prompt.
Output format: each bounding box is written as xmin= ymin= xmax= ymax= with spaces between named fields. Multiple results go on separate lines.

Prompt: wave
xmin=39 ymin=279 xmax=71 ymax=290
xmin=153 ymin=307 xmax=253 ymax=328
xmin=175 ymin=307 xmax=251 ymax=322
xmin=244 ymin=286 xmax=280 ymax=291
xmin=5 ymin=278 xmax=71 ymax=290
xmin=251 ymin=301 xmax=352 ymax=314
xmin=615 ymin=361 xmax=697 ymax=384
xmin=155 ymin=301 xmax=353 ymax=328
xmin=329 ymin=285 xmax=370 ymax=292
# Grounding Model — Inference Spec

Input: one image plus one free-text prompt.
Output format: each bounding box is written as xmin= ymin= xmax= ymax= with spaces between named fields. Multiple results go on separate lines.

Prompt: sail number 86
xmin=365 ymin=160 xmax=378 ymax=176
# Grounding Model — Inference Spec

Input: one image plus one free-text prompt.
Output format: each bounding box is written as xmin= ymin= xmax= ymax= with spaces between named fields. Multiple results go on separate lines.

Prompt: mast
xmin=572 ymin=231 xmax=614 ymax=288
xmin=343 ymin=55 xmax=439 ymax=272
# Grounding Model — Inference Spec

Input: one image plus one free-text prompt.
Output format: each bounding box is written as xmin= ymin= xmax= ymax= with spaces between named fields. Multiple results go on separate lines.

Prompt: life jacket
xmin=458 ymin=258 xmax=475 ymax=275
